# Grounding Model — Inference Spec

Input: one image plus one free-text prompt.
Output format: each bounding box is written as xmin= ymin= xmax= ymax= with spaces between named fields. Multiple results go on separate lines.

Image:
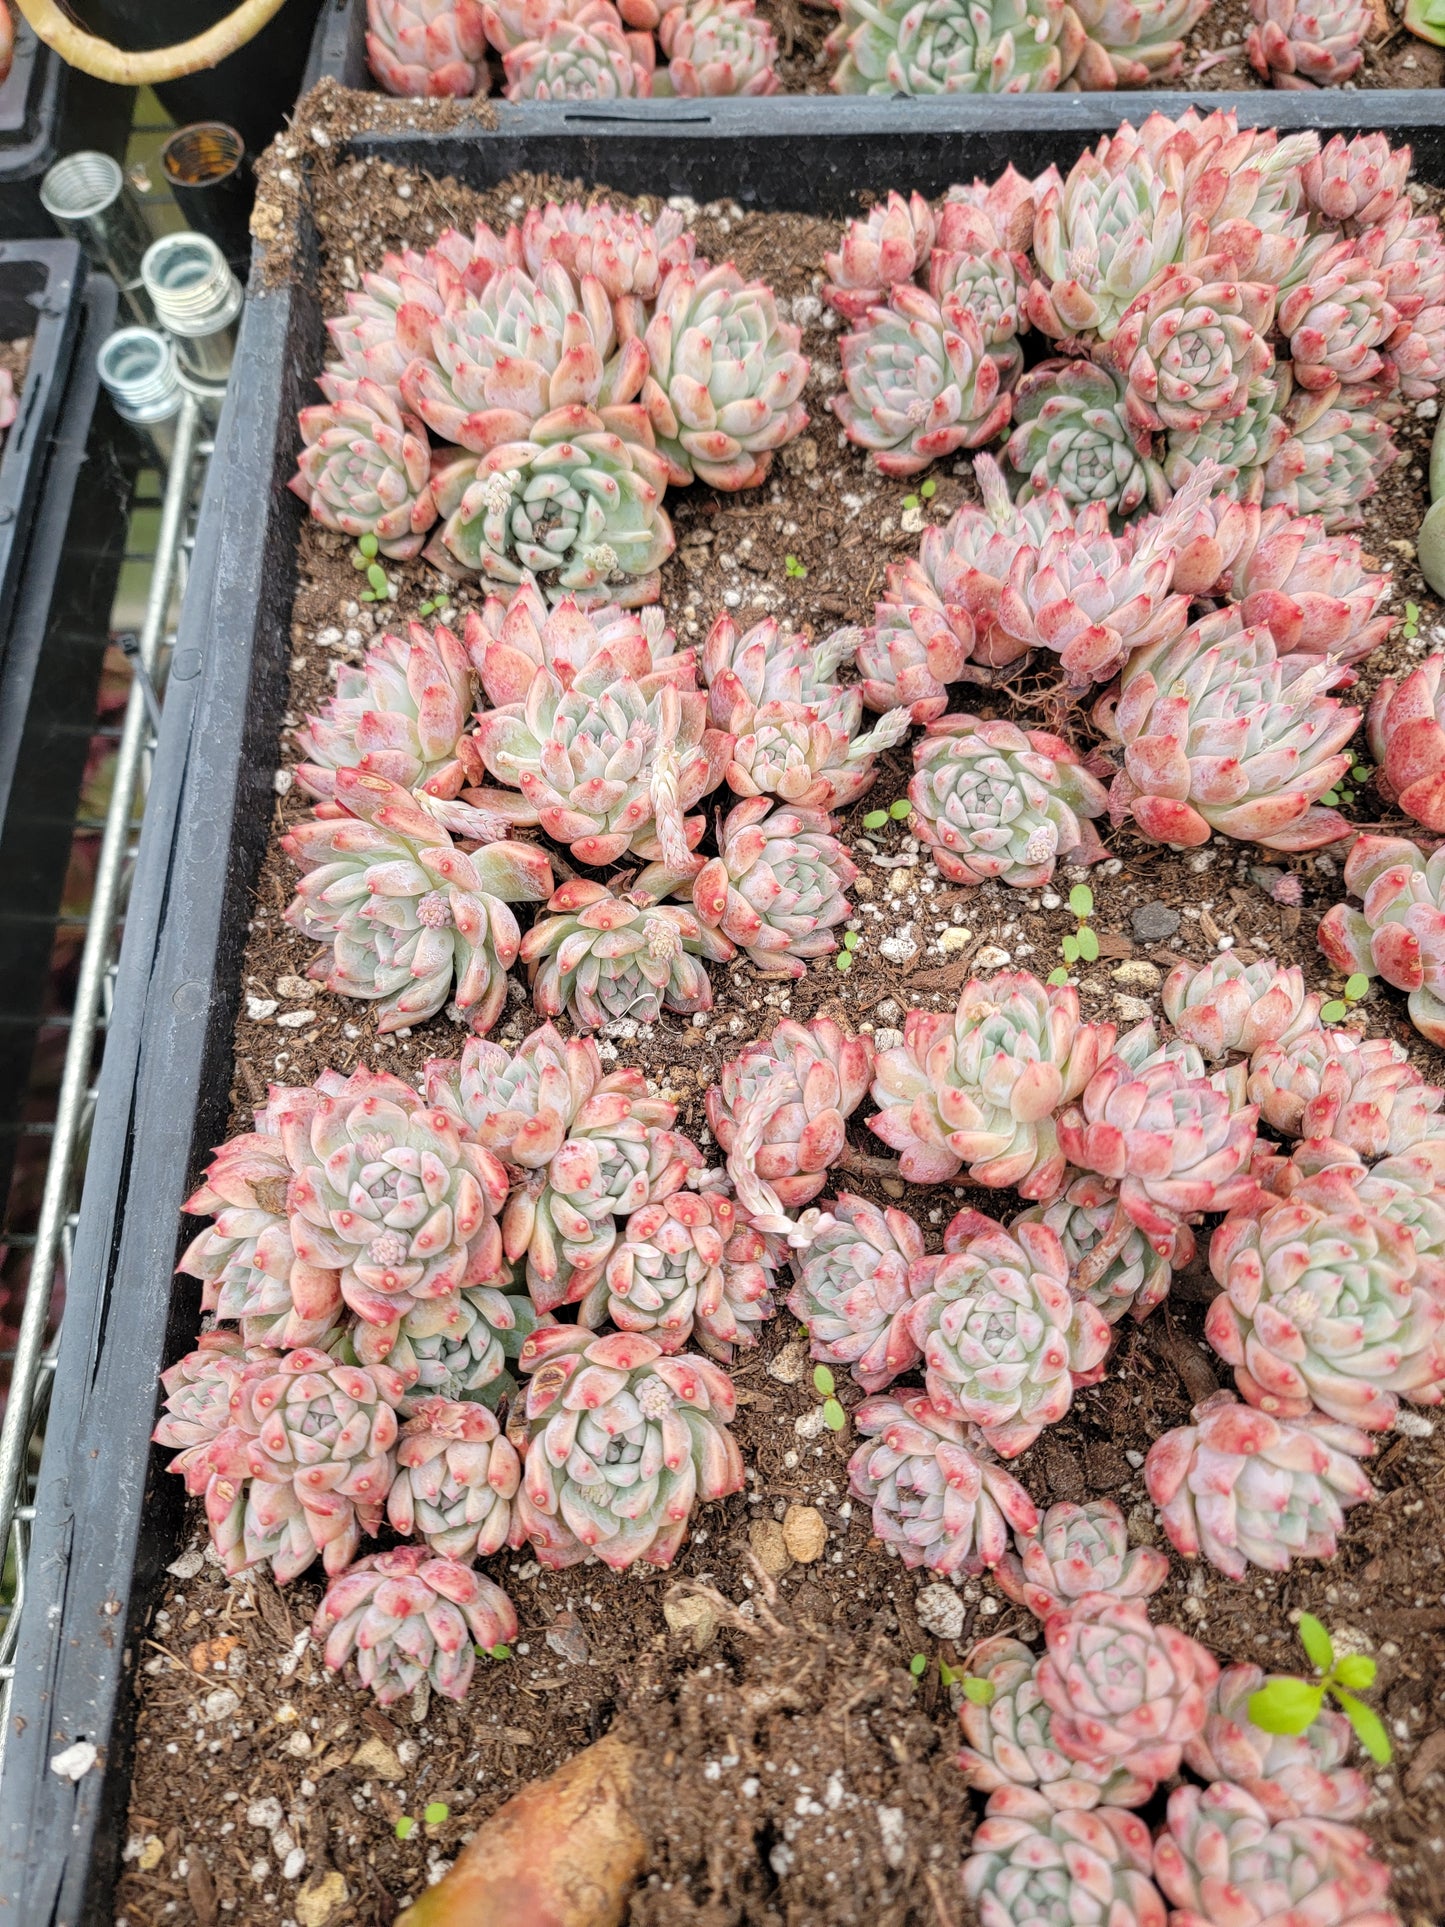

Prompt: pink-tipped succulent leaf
xmin=994 ymin=1499 xmax=1169 ymax=1624
xmin=313 ymin=1545 xmax=516 ymax=1705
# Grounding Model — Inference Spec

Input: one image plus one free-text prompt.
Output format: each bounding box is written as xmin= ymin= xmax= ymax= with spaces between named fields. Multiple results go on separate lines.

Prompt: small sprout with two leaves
xmin=1403 ymin=601 xmax=1422 ymax=644
xmin=351 ymin=533 xmax=396 ymax=603
xmin=475 ymin=1640 xmax=513 ymax=1661
xmin=902 ymin=478 xmax=938 ymax=514
xmin=909 ymin=1653 xmax=963 ymax=1688
xmin=417 ymin=592 xmax=452 ymax=619
xmin=835 ymin=930 xmax=860 ymax=974
xmin=812 ymin=1363 xmax=846 ymax=1432
xmin=1048 ymin=885 xmax=1097 ymax=985
xmin=1247 ymin=1613 xmax=1392 ymax=1765
xmin=785 ymin=554 xmax=807 ymax=579
xmin=861 ymin=798 xmax=912 ymax=832
xmin=1321 ymin=974 xmax=1372 ymax=1025
xmin=1321 ymin=761 xmax=1373 ymax=809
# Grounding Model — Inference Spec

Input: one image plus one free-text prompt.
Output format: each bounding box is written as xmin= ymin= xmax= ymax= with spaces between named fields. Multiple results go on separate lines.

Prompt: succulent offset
xmin=282 ymin=770 xmax=553 ymax=1035
xmin=826 ymin=0 xmax=1086 ymax=94
xmin=511 ymin=1325 xmax=742 ymax=1568
xmin=583 ymin=1186 xmax=777 ymax=1358
xmin=365 ymin=0 xmax=489 ymax=94
xmin=1318 ymin=833 xmax=1445 ymax=1050
xmin=907 ymin=1208 xmax=1111 ymax=1456
xmin=1006 ymin=359 xmax=1167 ymax=520
xmin=963 ymin=1795 xmax=1167 ymax=1927
xmin=1246 ymin=1029 xmax=1445 ymax=1162
xmin=465 ymin=584 xmax=690 ymax=709
xmin=521 ymin=878 xmax=728 ymax=1031
xmin=869 ymin=973 xmax=1115 ymax=1197
xmin=907 ymin=714 xmax=1109 ymax=887
xmin=1014 ymin=1175 xmax=1172 ymax=1325
xmin=786 ymin=1193 xmax=924 ymax=1391
xmin=502 ymin=3 xmax=657 ymax=97
xmin=847 ymin=1390 xmax=1039 ymax=1577
xmin=386 ymin=1395 xmax=522 ymax=1558
xmin=1145 ymin=1390 xmax=1375 ymax=1580
xmin=1205 ymin=1168 xmax=1445 ymax=1431
xmin=313 ymin=1546 xmax=516 ymax=1705
xmin=655 ymin=0 xmax=780 ymax=93
xmin=1367 ymin=653 xmax=1445 ymax=834
xmin=684 ymin=797 xmax=857 ymax=977
xmin=289 ymin=378 xmax=438 ymax=559
xmin=1161 ymin=954 xmax=1322 ymax=1062
xmin=994 ymin=1498 xmax=1169 ymax=1623
xmin=1246 ymin=0 xmax=1371 ymax=86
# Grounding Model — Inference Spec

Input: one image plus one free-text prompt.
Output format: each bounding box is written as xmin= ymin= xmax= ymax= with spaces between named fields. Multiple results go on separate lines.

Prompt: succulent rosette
xmin=293 ymin=619 xmax=479 ymax=804
xmin=1014 ymin=1175 xmax=1172 ymax=1325
xmin=707 ymin=1015 xmax=874 ymax=1236
xmin=385 ymin=1395 xmax=522 ymax=1558
xmin=1205 ymin=1168 xmax=1445 ymax=1431
xmin=956 ymin=1636 xmax=1154 ymax=1812
xmin=1163 ymin=372 xmax=1293 ymax=507
xmin=391 ymin=1281 xmax=538 ymax=1401
xmin=289 ymin=377 xmax=438 ymax=559
xmin=826 ymin=0 xmax=1085 ymax=94
xmin=1027 ymin=130 xmax=1185 ymax=345
xmin=963 ymin=1793 xmax=1166 ymax=1927
xmin=176 ymin=1086 xmax=344 ymax=1351
xmin=870 ymin=973 xmax=1116 ymax=1196
xmin=280 ymin=1067 xmax=511 ymax=1359
xmin=907 ymin=1209 xmax=1111 ymax=1457
xmin=1246 ymin=0 xmax=1371 ymax=86
xmin=153 ymin=1333 xmax=254 ymax=1451
xmin=1224 ymin=506 xmax=1392 ymax=664
xmin=1184 ymin=1662 xmax=1370 ymax=1823
xmin=1006 ymin=359 xmax=1166 ymax=520
xmin=430 ymin=403 xmax=674 ymax=605
xmin=365 ymin=0 xmax=488 ymax=94
xmin=833 ymin=286 xmax=1012 ymax=479
xmin=502 ymin=3 xmax=656 ymax=97
xmin=471 ymin=657 xmax=731 ymax=870
xmin=313 ymin=1546 xmax=517 ymax=1706
xmin=786 ymin=1193 xmax=925 ymax=1391
xmin=1367 ymin=654 xmax=1445 ymax=833
xmin=1108 ymin=265 xmax=1276 ymax=438
xmin=682 ymin=797 xmax=856 ymax=978
xmin=1279 ymin=252 xmax=1399 ymax=395
xmin=1154 ymin=1783 xmax=1395 ymax=1927
xmin=1057 ymin=1029 xmax=1259 ymax=1257
xmin=725 ymin=698 xmax=911 ymax=813
xmin=907 ymin=714 xmax=1110 ymax=887
xmin=823 ymin=190 xmax=937 ymax=321
xmin=1145 ymin=1390 xmax=1375 ymax=1580
xmin=1246 ymin=1029 xmax=1445 ymax=1162
xmin=701 ymin=613 xmax=855 ymax=732
xmin=995 ymin=1499 xmax=1169 ymax=1624
xmin=855 ymin=564 xmax=981 ymax=722
xmin=1304 ymin=134 xmax=1410 ymax=229
xmin=1162 ymin=954 xmax=1323 ymax=1063
xmin=465 ymin=585 xmax=691 ymax=710
xmin=847 ymin=1391 xmax=1039 ymax=1577
xmin=511 ymin=1325 xmax=743 ymax=1568
xmin=521 ymin=878 xmax=728 ymax=1031
xmin=655 ymin=0 xmax=780 ymax=93
xmin=1036 ymin=1594 xmax=1219 ymax=1788
xmin=642 ymin=262 xmax=809 ymax=489
xmin=1318 ymin=833 xmax=1445 ymax=1049
xmin=517 ymin=199 xmax=696 ymax=327
xmin=587 ymin=1187 xmax=776 ymax=1360
xmin=196 ymin=1348 xmax=407 ymax=1583
xmin=282 ymin=770 xmax=554 ymax=1035
xmin=1069 ymin=0 xmax=1208 ymax=82
xmin=1094 ymin=612 xmax=1359 ymax=854
xmin=930 ymin=188 xmax=1033 ymax=382
xmin=424 ymin=1026 xmax=702 ymax=1312
xmin=1260 ymin=379 xmax=1396 ymax=530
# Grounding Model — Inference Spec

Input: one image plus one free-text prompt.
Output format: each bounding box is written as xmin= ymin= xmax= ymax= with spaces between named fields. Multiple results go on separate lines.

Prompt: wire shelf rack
xmin=0 ymin=397 xmax=211 ymax=1775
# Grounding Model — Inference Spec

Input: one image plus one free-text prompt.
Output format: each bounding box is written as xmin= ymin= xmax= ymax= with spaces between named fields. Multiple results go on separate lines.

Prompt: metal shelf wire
xmin=0 ymin=400 xmax=212 ymax=1774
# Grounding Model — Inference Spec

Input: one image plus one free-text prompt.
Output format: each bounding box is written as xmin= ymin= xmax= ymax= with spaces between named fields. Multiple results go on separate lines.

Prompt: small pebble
xmin=973 ymin=945 xmax=1011 ymax=969
xmin=1112 ymin=959 xmax=1161 ymax=989
xmin=782 ymin=1505 xmax=827 ymax=1564
xmin=914 ymin=1583 xmax=966 ymax=1641
xmin=1131 ymin=902 xmax=1180 ymax=943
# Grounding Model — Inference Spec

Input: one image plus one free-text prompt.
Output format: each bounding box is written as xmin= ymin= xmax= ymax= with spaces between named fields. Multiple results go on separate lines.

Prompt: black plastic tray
xmin=8 ymin=96 xmax=1445 ymax=1922
xmin=0 ymin=16 xmax=132 ymax=243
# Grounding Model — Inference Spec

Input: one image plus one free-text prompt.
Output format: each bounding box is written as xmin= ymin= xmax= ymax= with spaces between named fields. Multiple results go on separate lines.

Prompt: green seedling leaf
xmin=889 ymin=798 xmax=911 ymax=819
xmin=822 ymin=1397 xmax=846 ymax=1431
xmin=1321 ymin=789 xmax=1341 ymax=806
xmin=862 ymin=809 xmax=888 ymax=829
xmin=835 ymin=951 xmax=853 ymax=973
xmin=366 ymin=562 xmax=389 ymax=595
xmin=921 ymin=478 xmax=937 ymax=499
xmin=813 ymin=1364 xmax=836 ymax=1396
xmin=1248 ymin=1677 xmax=1326 ymax=1735
xmin=961 ymin=1676 xmax=995 ymax=1706
xmin=785 ymin=554 xmax=807 ymax=578
xmin=351 ymin=548 xmax=370 ymax=571
xmin=425 ymin=1802 xmax=450 ymax=1826
xmin=939 ymin=1659 xmax=959 ymax=1688
xmin=903 ymin=494 xmax=920 ymax=511
xmin=909 ymin=1653 xmax=928 ymax=1678
xmin=1407 ymin=602 xmax=1421 ymax=624
xmin=1068 ymin=884 xmax=1094 ymax=919
xmin=1334 ymin=1690 xmax=1392 ymax=1764
xmin=395 ymin=1817 xmax=415 ymax=1841
xmin=489 ymin=1642 xmax=512 ymax=1660
xmin=843 ymin=931 xmax=860 ymax=951
xmin=1344 ymin=974 xmax=1371 ymax=1002
xmin=1298 ymin=1613 xmax=1335 ymax=1673
xmin=1334 ymin=1654 xmax=1377 ymax=1691
xmin=1320 ymin=1000 xmax=1348 ymax=1024
xmin=1047 ymin=967 xmax=1070 ymax=986
xmin=1077 ymin=927 xmax=1100 ymax=963
xmin=1351 ymin=766 xmax=1373 ymax=783
xmin=1062 ymin=933 xmax=1081 ymax=964
xmin=359 ymin=533 xmax=379 ymax=559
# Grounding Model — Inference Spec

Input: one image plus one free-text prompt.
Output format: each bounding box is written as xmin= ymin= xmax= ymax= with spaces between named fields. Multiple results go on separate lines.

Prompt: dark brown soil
xmin=118 ymin=143 xmax=1445 ymax=1927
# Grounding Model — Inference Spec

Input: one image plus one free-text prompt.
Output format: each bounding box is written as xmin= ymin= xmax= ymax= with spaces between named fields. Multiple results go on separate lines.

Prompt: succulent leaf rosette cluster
xmin=295 ymin=198 xmax=807 ymax=601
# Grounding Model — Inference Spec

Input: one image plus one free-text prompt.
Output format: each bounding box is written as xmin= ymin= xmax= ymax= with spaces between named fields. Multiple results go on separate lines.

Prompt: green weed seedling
xmin=1248 ymin=1613 xmax=1392 ymax=1765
